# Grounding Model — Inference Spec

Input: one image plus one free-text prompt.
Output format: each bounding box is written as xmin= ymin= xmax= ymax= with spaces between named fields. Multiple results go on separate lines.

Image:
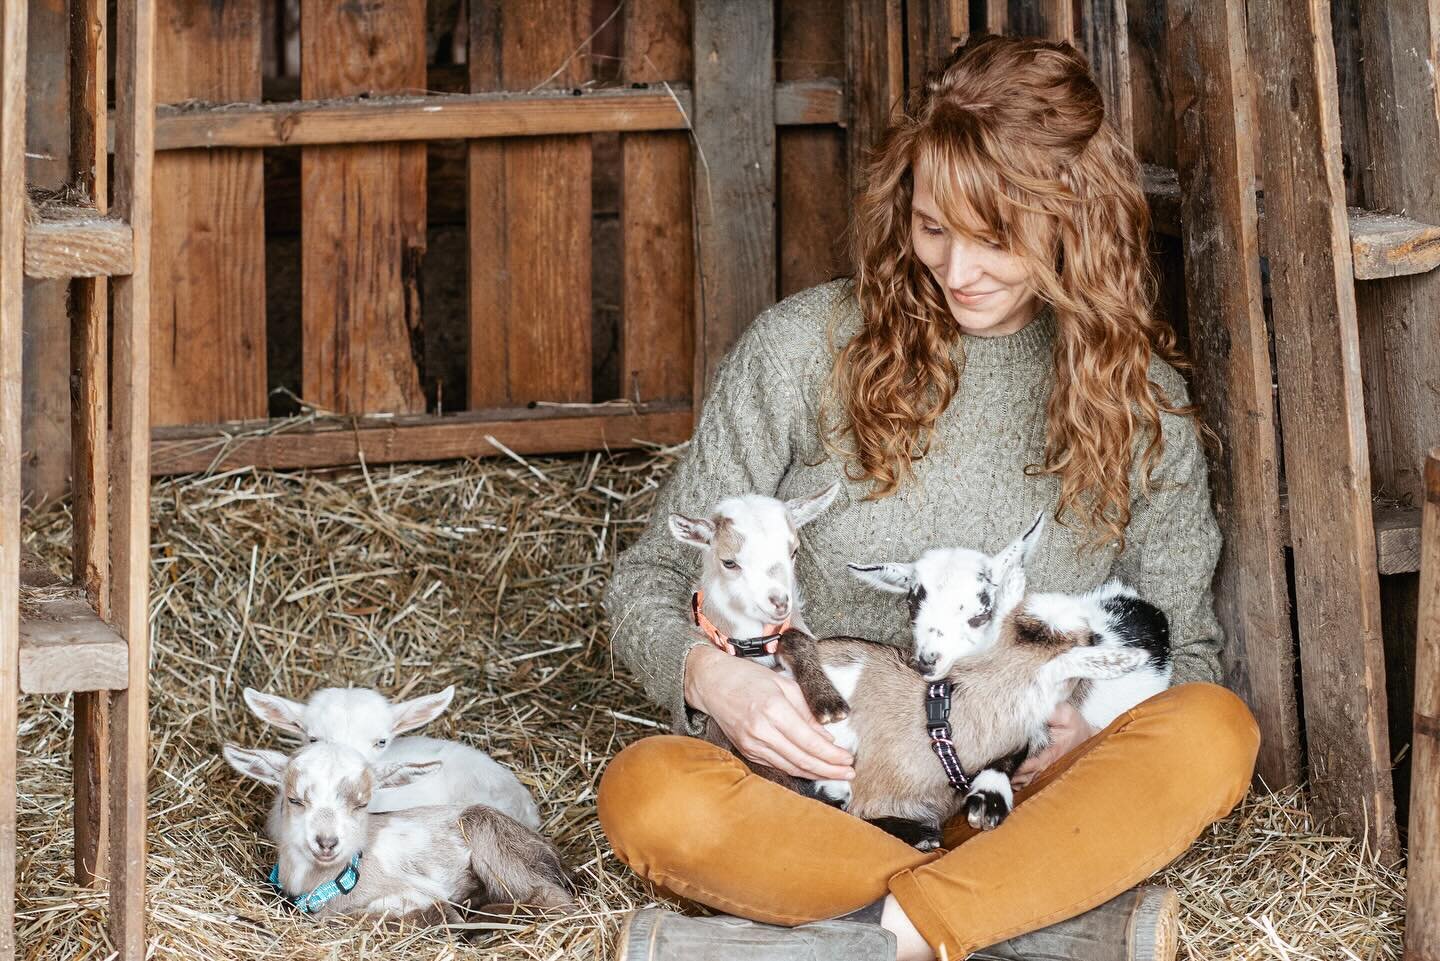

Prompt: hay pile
xmin=16 ymin=449 xmax=1405 ymax=960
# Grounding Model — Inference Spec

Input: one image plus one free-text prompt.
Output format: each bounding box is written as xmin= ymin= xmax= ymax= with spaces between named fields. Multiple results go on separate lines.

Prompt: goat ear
xmin=847 ymin=561 xmax=916 ymax=594
xmin=223 ymin=744 xmax=288 ymax=787
xmin=374 ymin=759 xmax=442 ymax=790
xmin=992 ymin=512 xmax=1046 ymax=585
xmin=785 ymin=482 xmax=841 ymax=528
xmin=1044 ymin=646 xmax=1146 ymax=690
xmin=243 ymin=688 xmax=308 ymax=736
xmin=668 ymin=513 xmax=715 ymax=548
xmin=390 ymin=686 xmax=454 ymax=735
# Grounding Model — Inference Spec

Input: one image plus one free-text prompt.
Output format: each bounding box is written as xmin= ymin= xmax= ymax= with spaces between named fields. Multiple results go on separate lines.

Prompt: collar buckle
xmin=925 ymin=682 xmax=952 ymax=732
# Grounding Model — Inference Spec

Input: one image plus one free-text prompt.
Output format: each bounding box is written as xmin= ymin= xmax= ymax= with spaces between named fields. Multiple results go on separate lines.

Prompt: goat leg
xmin=865 ymin=816 xmax=943 ymax=851
xmin=775 ymin=629 xmax=851 ymax=723
xmin=964 ymin=746 xmax=1030 ymax=832
xmin=459 ymin=805 xmax=578 ymax=910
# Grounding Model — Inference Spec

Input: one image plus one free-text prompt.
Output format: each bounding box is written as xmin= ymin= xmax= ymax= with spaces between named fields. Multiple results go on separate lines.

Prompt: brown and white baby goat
xmin=224 ymin=742 xmax=575 ymax=922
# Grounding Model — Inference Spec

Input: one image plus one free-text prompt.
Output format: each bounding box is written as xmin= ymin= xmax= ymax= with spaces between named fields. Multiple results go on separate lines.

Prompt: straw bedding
xmin=17 ymin=448 xmax=1405 ymax=960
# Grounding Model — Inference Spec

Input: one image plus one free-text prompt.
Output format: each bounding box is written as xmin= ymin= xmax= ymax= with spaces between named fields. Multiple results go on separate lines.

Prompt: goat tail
xmin=458 ymin=805 xmax=578 ymax=910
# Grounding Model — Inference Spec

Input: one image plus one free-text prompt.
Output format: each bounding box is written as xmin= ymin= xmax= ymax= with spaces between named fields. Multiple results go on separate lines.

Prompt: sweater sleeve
xmin=1114 ymin=388 xmax=1226 ymax=687
xmin=603 ymin=320 xmax=802 ymax=734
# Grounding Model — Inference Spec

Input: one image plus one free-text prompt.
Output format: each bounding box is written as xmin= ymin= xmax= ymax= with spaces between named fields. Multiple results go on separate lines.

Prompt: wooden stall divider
xmin=70 ymin=0 xmax=111 ymax=889
xmin=468 ymin=0 xmax=594 ymax=409
xmin=844 ymin=0 xmax=903 ymax=224
xmin=151 ymin=0 xmax=267 ymax=426
xmin=1406 ymin=449 xmax=1440 ymax=959
xmin=1166 ymin=0 xmax=1302 ymax=789
xmin=0 ymin=0 xmax=26 ymax=952
xmin=302 ymin=0 xmax=427 ymax=414
xmin=109 ymin=0 xmax=155 ymax=950
xmin=1247 ymin=0 xmax=1398 ymax=859
xmin=690 ymin=0 xmax=775 ymax=394
xmin=620 ymin=0 xmax=693 ymax=404
xmin=778 ymin=0 xmax=849 ymax=298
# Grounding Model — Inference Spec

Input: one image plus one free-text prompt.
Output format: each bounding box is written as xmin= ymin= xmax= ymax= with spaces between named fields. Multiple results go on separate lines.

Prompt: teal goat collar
xmin=268 ymin=852 xmax=362 ymax=914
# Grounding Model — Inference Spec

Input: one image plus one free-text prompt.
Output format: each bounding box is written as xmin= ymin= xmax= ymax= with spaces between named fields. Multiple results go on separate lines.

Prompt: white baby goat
xmin=243 ymin=685 xmax=540 ymax=829
xmin=224 ymin=742 xmax=574 ymax=922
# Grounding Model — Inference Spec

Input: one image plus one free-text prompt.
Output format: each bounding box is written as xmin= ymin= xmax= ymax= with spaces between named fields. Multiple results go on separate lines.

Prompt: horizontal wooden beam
xmin=1278 ymin=497 xmax=1421 ymax=575
xmin=19 ymin=557 xmax=129 ymax=695
xmin=144 ymin=80 xmax=843 ymax=151
xmin=23 ymin=207 xmax=134 ymax=279
xmin=1144 ymin=164 xmax=1440 ymax=281
xmin=148 ymin=403 xmax=695 ymax=474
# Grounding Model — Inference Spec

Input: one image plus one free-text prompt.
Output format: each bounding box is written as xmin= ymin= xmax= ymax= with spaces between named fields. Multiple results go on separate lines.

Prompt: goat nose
xmin=315 ymin=834 xmax=338 ymax=855
xmin=768 ymin=591 xmax=790 ymax=615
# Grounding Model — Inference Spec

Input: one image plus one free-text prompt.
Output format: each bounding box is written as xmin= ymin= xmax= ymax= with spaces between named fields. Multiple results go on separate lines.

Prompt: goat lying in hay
xmin=224 ymin=743 xmax=577 ymax=923
xmin=670 ymin=494 xmax=1169 ymax=850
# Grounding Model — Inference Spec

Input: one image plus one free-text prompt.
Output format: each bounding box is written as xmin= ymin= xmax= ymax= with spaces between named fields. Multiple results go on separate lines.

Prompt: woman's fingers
xmin=758 ymin=709 xmax=855 ymax=781
xmin=774 ymin=680 xmax=854 ymax=765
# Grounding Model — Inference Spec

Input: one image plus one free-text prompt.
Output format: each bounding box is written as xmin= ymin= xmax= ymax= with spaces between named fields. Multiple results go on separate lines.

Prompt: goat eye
xmin=287 ymin=797 xmax=305 ymax=808
xmin=374 ymin=738 xmax=388 ymax=750
xmin=721 ymin=559 xmax=739 ymax=571
xmin=306 ymin=736 xmax=319 ymax=744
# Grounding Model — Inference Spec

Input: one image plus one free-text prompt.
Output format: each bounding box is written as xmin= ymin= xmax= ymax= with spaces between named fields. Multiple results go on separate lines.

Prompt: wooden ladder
xmin=1 ymin=0 xmax=153 ymax=957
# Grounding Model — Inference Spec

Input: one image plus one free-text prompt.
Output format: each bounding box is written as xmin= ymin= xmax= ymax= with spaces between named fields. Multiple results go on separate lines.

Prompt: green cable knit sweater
xmin=605 ymin=280 xmax=1224 ymax=735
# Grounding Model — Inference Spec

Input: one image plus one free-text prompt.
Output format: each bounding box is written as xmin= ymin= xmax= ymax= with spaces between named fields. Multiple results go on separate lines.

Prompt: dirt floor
xmin=17 ymin=448 xmax=1405 ymax=960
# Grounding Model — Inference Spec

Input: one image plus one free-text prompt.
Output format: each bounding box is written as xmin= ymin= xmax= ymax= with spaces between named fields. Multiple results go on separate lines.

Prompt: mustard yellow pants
xmin=598 ymin=682 xmax=1259 ymax=958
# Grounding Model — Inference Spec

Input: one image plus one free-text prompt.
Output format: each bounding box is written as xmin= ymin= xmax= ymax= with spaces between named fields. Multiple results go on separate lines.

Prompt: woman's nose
xmin=944 ymin=243 xmax=985 ymax=288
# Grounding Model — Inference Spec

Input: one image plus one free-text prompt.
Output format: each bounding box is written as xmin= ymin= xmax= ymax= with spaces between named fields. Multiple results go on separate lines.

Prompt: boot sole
xmin=613 ymin=907 xmax=661 ymax=961
xmin=1127 ymin=886 xmax=1180 ymax=961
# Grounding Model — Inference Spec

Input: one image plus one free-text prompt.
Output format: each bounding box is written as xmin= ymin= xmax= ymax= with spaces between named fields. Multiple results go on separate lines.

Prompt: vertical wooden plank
xmin=1081 ymin=0 xmax=1134 ymax=145
xmin=109 ymin=0 xmax=153 ymax=952
xmin=907 ymin=0 xmax=963 ymax=86
xmin=777 ymin=0 xmax=847 ymax=298
xmin=1043 ymin=0 xmax=1076 ymax=42
xmin=1407 ymin=450 xmax=1440 ymax=959
xmin=0 ymin=0 xmax=26 ymax=956
xmin=20 ymin=0 xmax=68 ymax=504
xmin=619 ymin=0 xmax=692 ymax=403
xmin=70 ymin=0 xmax=110 ymax=889
xmin=1354 ymin=1 xmax=1440 ymax=509
xmin=151 ymin=0 xmax=266 ymax=426
xmin=1248 ymin=0 xmax=1397 ymax=858
xmin=1167 ymin=0 xmax=1302 ymax=789
xmin=468 ymin=0 xmax=593 ymax=408
xmin=302 ymin=0 xmax=426 ymax=414
xmin=692 ymin=0 xmax=775 ymax=394
xmin=985 ymin=1 xmax=1008 ymax=35
xmin=1127 ymin=0 xmax=1174 ymax=167
xmin=845 ymin=0 xmax=904 ymax=194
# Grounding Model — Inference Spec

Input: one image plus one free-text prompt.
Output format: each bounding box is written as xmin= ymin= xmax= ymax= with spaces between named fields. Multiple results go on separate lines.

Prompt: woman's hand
xmin=1012 ymin=701 xmax=1095 ymax=789
xmin=684 ymin=645 xmax=856 ymax=781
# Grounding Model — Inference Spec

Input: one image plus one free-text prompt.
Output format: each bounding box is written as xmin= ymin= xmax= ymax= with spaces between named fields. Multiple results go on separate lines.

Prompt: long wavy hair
xmin=828 ymin=34 xmax=1197 ymax=549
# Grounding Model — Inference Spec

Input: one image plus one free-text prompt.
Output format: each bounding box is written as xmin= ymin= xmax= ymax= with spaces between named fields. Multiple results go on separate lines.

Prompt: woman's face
xmin=909 ymin=159 xmax=1041 ymax=337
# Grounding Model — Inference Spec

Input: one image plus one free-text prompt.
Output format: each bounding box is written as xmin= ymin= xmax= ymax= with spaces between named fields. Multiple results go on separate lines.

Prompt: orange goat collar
xmin=690 ymin=590 xmax=791 ymax=658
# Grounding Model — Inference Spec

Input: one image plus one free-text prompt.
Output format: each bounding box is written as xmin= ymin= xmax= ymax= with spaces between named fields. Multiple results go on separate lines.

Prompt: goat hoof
xmin=964 ymin=791 xmax=1009 ymax=831
xmin=914 ymin=831 xmax=943 ymax=852
xmin=812 ymin=697 xmax=851 ymax=724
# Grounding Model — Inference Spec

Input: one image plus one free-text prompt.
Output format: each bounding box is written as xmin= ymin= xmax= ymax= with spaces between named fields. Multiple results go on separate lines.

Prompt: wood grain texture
xmin=1127 ymin=1 xmax=1175 ymax=167
xmin=302 ymin=0 xmax=426 ymax=415
xmin=20 ymin=0 xmax=70 ymax=504
xmin=23 ymin=214 xmax=133 ymax=278
xmin=1353 ymin=2 xmax=1440 ymax=505
xmin=1082 ymin=0 xmax=1134 ymax=145
xmin=70 ymin=0 xmax=111 ymax=890
xmin=1166 ymin=0 xmax=1301 ymax=788
xmin=1406 ymin=450 xmax=1440 ymax=960
xmin=845 ymin=0 xmax=904 ymax=197
xmin=620 ymin=0 xmax=693 ymax=403
xmin=109 ymin=0 xmax=154 ymax=952
xmin=19 ymin=596 xmax=129 ymax=694
xmin=151 ymin=82 xmax=843 ymax=148
xmin=778 ymin=0 xmax=847 ymax=298
xmin=149 ymin=404 xmax=694 ymax=474
xmin=468 ymin=0 xmax=593 ymax=408
xmin=906 ymin=0 xmax=963 ymax=85
xmin=1 ymin=0 xmax=27 ymax=952
xmin=692 ymin=0 xmax=775 ymax=395
xmin=151 ymin=0 xmax=266 ymax=427
xmin=1247 ymin=0 xmax=1396 ymax=859
xmin=985 ymin=0 xmax=1007 ymax=34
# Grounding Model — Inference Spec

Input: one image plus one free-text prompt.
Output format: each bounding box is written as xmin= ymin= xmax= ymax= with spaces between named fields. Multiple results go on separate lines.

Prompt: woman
xmin=597 ymin=35 xmax=1258 ymax=961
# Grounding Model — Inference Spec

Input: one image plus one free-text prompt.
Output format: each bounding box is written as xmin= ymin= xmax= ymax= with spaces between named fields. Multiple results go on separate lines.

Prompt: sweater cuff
xmin=666 ymin=636 xmax=716 ymax=736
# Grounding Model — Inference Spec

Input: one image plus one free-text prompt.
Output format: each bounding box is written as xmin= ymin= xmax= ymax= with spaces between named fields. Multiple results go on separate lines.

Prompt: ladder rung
xmin=24 ymin=205 xmax=134 ymax=279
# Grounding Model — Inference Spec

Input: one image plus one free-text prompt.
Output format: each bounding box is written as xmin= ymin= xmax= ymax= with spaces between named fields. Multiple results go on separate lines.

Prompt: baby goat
xmin=224 ymin=742 xmax=575 ymax=922
xmin=243 ymin=684 xmax=540 ymax=829
xmin=852 ymin=512 xmax=1173 ymax=730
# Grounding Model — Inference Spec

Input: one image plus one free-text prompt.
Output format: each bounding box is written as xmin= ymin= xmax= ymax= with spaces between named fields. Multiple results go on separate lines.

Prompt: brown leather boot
xmin=971 ymin=885 xmax=1180 ymax=961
